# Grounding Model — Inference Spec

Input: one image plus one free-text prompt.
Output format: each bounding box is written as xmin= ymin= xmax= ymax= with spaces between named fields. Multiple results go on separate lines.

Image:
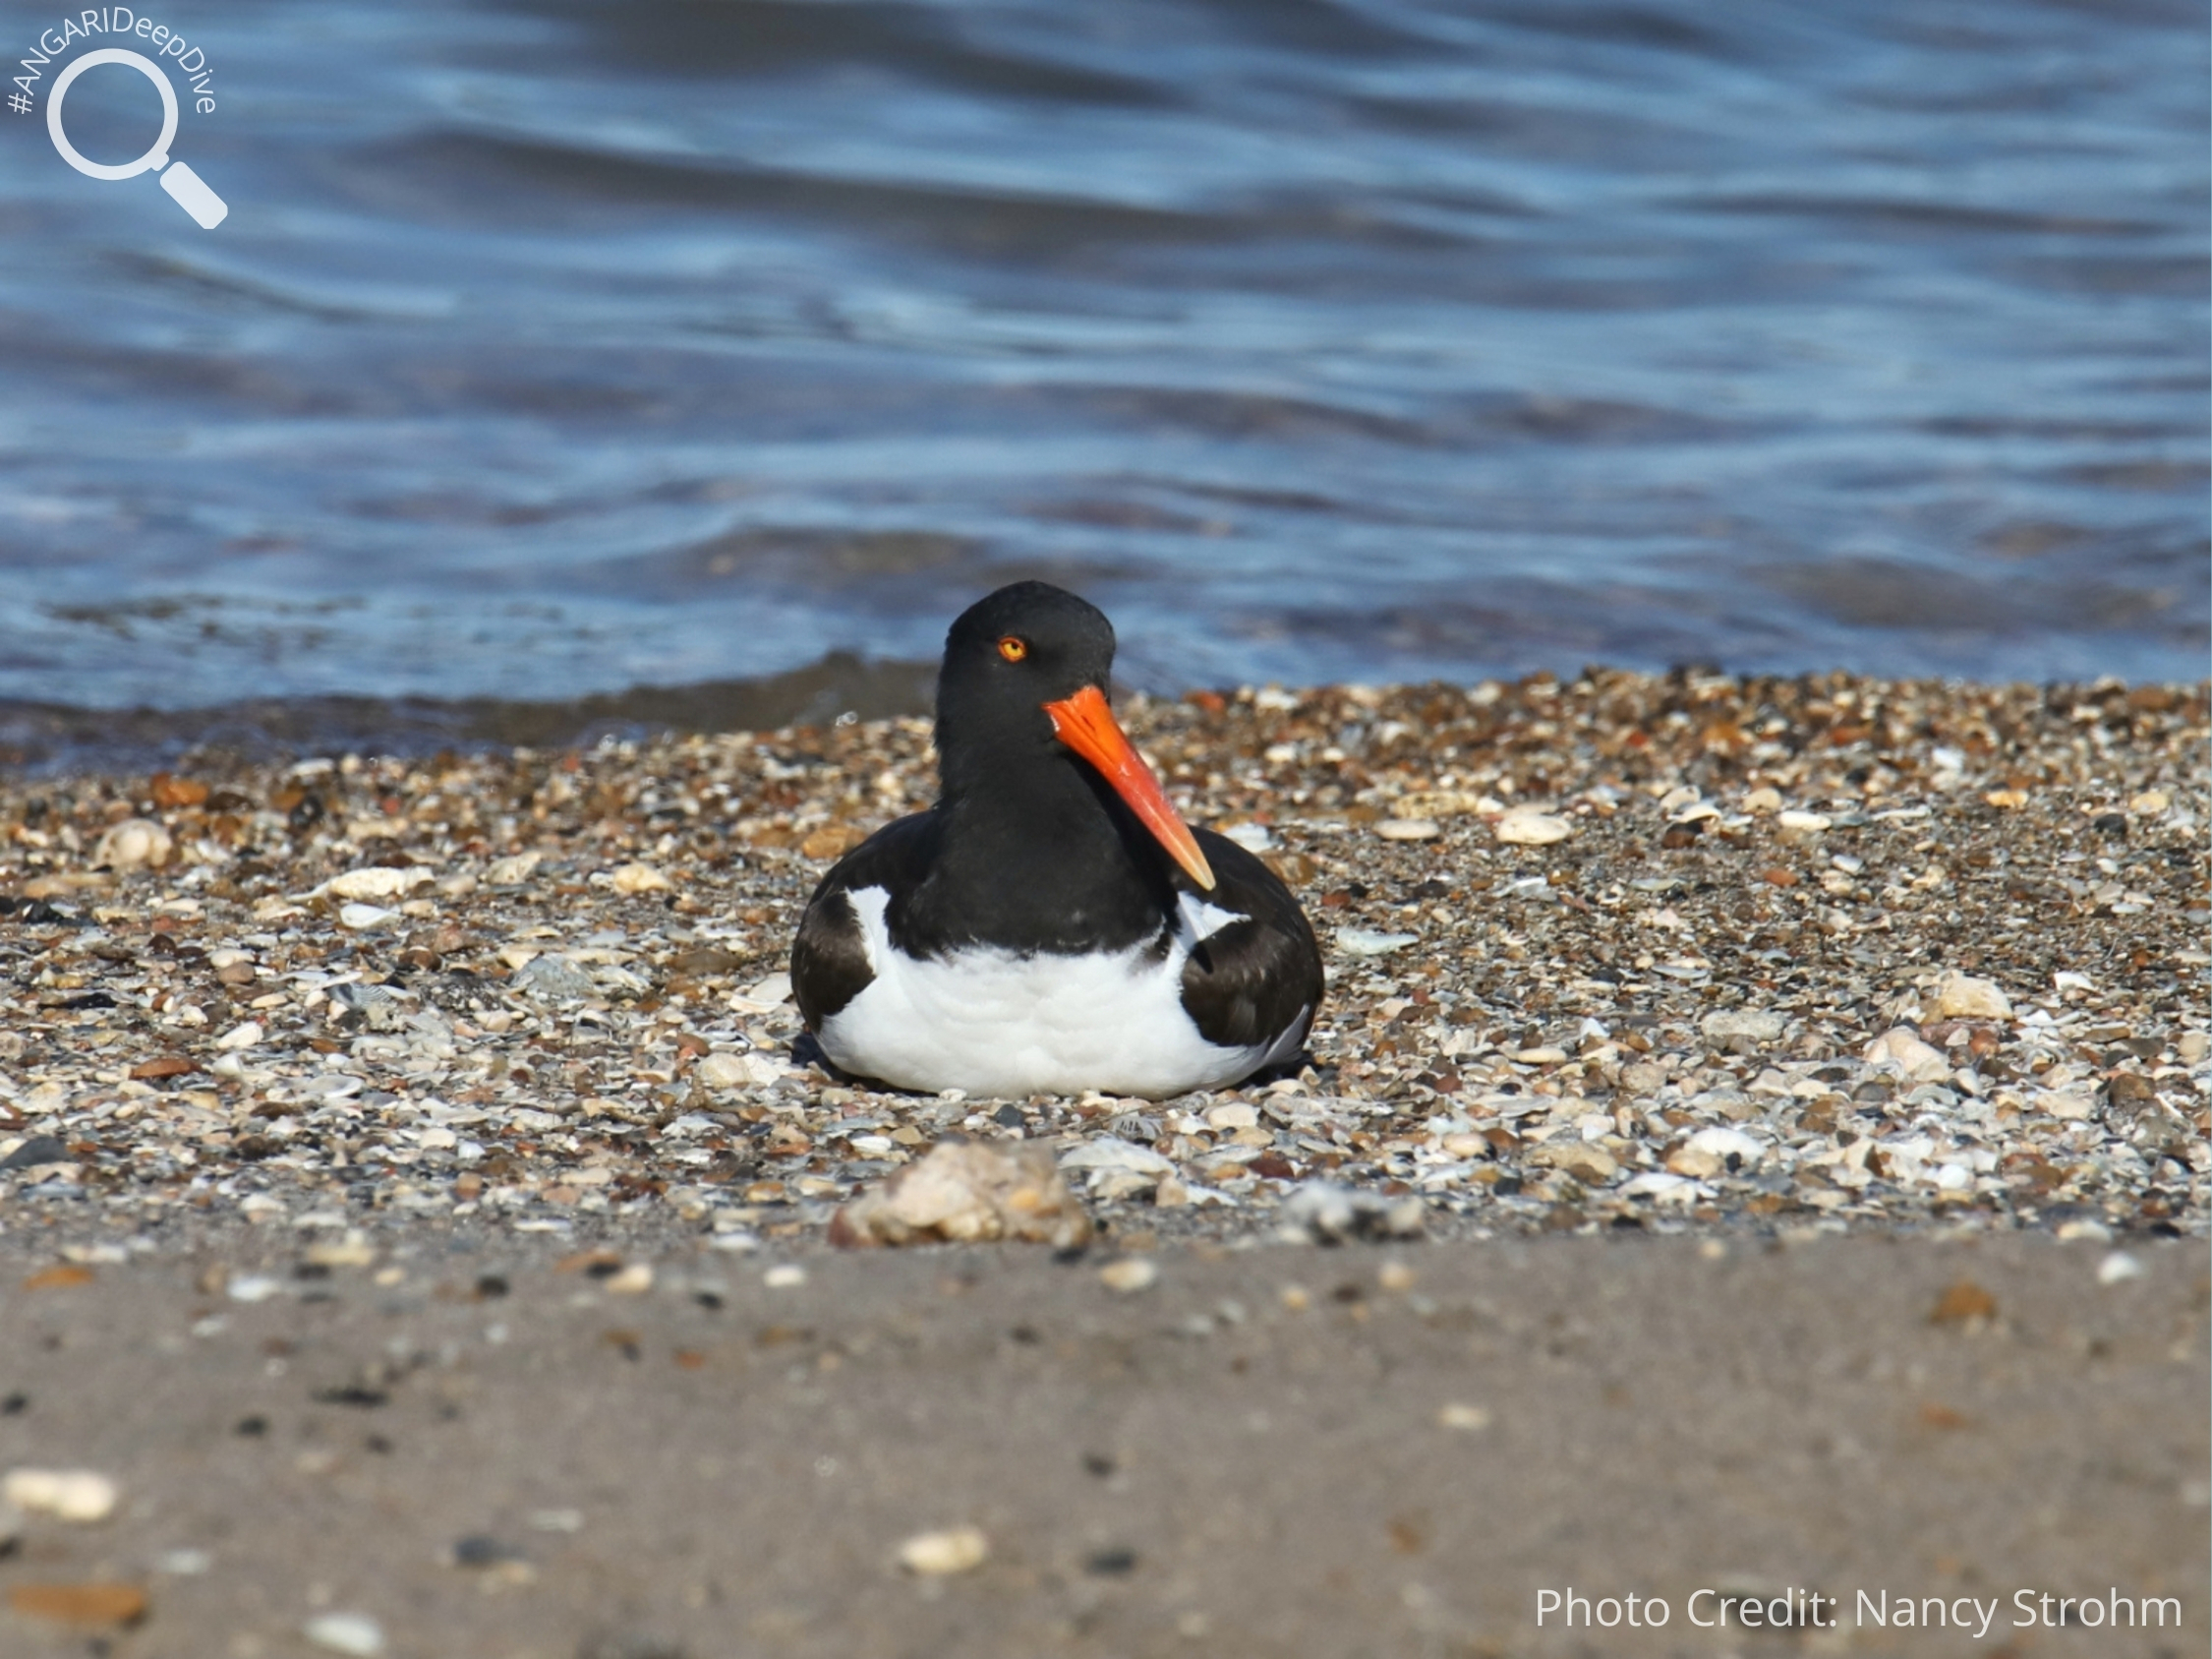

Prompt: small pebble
xmin=1864 ymin=1028 xmax=1950 ymax=1081
xmin=1336 ymin=928 xmax=1417 ymax=957
xmin=693 ymin=1052 xmax=752 ymax=1091
xmin=1933 ymin=970 xmax=2011 ymax=1022
xmin=6 ymin=1582 xmax=148 ymax=1628
xmin=3 ymin=1469 xmax=119 ymax=1523
xmin=1492 ymin=805 xmax=1571 ymax=846
xmin=323 ymin=866 xmax=432 ymax=901
xmin=2096 ymin=1252 xmax=2144 ymax=1285
xmin=1666 ymin=1127 xmax=1765 ymax=1179
xmin=609 ymin=862 xmax=673 ymax=895
xmin=1700 ymin=1010 xmax=1787 ymax=1046
xmin=304 ymin=1612 xmax=386 ymax=1656
xmin=93 ymin=817 xmax=171 ymax=870
xmin=485 ymin=850 xmax=544 ymax=883
xmin=1375 ymin=818 xmax=1440 ymax=841
xmin=1436 ymin=1402 xmax=1491 ymax=1432
xmin=763 ymin=1264 xmax=807 ymax=1288
xmin=1098 ymin=1258 xmax=1158 ymax=1294
xmin=899 ymin=1525 xmax=990 ymax=1575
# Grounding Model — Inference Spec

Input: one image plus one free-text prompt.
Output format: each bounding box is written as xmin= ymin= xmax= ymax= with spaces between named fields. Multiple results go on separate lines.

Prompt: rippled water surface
xmin=2 ymin=0 xmax=2204 ymax=733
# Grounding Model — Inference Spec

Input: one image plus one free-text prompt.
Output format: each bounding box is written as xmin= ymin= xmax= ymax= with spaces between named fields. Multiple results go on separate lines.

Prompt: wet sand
xmin=0 ymin=1231 xmax=2204 ymax=1658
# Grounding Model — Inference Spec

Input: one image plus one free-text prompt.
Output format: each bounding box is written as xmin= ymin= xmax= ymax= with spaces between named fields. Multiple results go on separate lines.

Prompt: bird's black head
xmin=936 ymin=581 xmax=1117 ymax=765
xmin=933 ymin=580 xmax=1214 ymax=889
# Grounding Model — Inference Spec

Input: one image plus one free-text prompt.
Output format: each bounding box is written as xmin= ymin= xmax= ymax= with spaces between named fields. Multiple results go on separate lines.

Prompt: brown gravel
xmin=0 ymin=667 xmax=2204 ymax=1254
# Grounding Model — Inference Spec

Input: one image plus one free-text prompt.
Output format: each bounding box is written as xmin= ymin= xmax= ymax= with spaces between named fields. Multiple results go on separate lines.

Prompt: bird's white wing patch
xmin=1175 ymin=892 xmax=1245 ymax=945
xmin=818 ymin=887 xmax=1280 ymax=1099
xmin=843 ymin=885 xmax=891 ymax=972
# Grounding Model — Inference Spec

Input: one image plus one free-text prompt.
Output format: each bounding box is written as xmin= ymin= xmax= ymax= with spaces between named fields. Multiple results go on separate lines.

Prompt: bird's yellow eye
xmin=997 ymin=635 xmax=1028 ymax=663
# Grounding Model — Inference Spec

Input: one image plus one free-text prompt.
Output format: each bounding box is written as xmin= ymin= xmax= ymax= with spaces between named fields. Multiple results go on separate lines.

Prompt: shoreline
xmin=0 ymin=665 xmax=2203 ymax=1252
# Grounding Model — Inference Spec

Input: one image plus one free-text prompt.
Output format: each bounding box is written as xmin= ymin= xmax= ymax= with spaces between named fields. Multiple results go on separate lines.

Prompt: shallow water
xmin=2 ymin=0 xmax=2204 ymax=744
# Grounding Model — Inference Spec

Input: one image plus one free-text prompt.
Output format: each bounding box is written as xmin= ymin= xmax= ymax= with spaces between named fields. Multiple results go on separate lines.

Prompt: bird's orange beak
xmin=1044 ymin=684 xmax=1216 ymax=890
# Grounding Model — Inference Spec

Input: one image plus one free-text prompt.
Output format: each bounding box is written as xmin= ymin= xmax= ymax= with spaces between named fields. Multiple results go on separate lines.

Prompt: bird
xmin=790 ymin=581 xmax=1322 ymax=1099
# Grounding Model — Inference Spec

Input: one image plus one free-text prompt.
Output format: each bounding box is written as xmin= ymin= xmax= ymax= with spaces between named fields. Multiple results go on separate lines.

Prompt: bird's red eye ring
xmin=997 ymin=635 xmax=1028 ymax=663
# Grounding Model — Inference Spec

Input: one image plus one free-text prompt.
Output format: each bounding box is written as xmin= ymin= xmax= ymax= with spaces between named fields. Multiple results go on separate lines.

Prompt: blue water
xmin=1 ymin=0 xmax=2204 ymax=723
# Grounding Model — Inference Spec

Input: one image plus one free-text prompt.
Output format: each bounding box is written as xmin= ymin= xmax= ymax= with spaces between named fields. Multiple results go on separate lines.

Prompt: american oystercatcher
xmin=790 ymin=582 xmax=1322 ymax=1099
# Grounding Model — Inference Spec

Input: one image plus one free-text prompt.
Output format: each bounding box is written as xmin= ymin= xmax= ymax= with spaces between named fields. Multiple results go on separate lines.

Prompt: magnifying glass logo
xmin=46 ymin=48 xmax=227 ymax=228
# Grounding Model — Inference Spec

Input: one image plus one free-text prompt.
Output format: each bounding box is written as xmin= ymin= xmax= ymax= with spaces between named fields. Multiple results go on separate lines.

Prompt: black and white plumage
xmin=790 ymin=582 xmax=1322 ymax=1099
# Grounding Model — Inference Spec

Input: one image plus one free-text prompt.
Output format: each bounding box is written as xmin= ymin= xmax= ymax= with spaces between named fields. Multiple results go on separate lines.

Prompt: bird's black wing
xmin=1175 ymin=828 xmax=1324 ymax=1052
xmin=789 ymin=811 xmax=942 ymax=1028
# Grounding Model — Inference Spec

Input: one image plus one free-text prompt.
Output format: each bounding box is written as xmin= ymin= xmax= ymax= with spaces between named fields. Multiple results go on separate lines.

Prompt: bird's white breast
xmin=816 ymin=886 xmax=1303 ymax=1099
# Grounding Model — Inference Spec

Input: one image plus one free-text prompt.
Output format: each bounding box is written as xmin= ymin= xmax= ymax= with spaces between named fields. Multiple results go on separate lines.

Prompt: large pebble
xmin=1932 ymin=971 xmax=2011 ymax=1022
xmin=734 ymin=972 xmax=793 ymax=1008
xmin=0 ymin=1137 xmax=72 ymax=1172
xmin=1492 ymin=805 xmax=1572 ymax=846
xmin=1375 ymin=818 xmax=1440 ymax=842
xmin=1395 ymin=789 xmax=1500 ymax=819
xmin=93 ymin=818 xmax=171 ymax=871
xmin=1529 ymin=1140 xmax=1618 ymax=1184
xmin=1059 ymin=1137 xmax=1175 ymax=1179
xmin=1700 ymin=1010 xmax=1788 ymax=1046
xmin=1336 ymin=928 xmax=1417 ymax=957
xmin=830 ymin=1141 xmax=1092 ymax=1249
xmin=1276 ymin=1181 xmax=1425 ymax=1243
xmin=1864 ymin=1028 xmax=1950 ymax=1082
xmin=322 ymin=866 xmax=433 ymax=902
xmin=1666 ymin=1127 xmax=1765 ymax=1179
xmin=692 ymin=1052 xmax=753 ymax=1091
xmin=4 ymin=1469 xmax=119 ymax=1523
xmin=515 ymin=955 xmax=597 ymax=1001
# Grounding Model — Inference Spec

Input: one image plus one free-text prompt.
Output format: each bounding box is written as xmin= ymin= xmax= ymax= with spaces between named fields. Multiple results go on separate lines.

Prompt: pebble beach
xmin=0 ymin=666 xmax=2203 ymax=1252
